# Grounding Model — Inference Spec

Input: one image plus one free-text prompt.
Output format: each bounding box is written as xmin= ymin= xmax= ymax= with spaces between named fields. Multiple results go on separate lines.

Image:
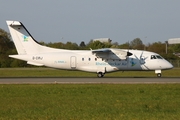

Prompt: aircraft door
xmin=70 ymin=56 xmax=76 ymax=69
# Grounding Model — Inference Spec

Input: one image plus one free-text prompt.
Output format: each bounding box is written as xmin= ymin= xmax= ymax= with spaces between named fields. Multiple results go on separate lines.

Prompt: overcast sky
xmin=1 ymin=0 xmax=180 ymax=45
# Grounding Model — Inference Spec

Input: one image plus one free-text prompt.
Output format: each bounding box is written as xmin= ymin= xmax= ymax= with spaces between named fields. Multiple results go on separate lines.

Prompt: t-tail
xmin=6 ymin=20 xmax=64 ymax=66
xmin=6 ymin=21 xmax=60 ymax=55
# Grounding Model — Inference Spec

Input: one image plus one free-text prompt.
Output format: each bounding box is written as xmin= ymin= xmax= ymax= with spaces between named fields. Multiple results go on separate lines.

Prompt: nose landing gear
xmin=155 ymin=70 xmax=162 ymax=78
xmin=157 ymin=73 xmax=161 ymax=77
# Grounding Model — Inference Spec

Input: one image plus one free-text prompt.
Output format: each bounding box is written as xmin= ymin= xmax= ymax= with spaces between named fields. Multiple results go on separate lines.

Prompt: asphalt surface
xmin=0 ymin=77 xmax=179 ymax=84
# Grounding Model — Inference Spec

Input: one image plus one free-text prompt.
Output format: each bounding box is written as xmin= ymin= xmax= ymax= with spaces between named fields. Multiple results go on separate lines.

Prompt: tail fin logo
xmin=22 ymin=35 xmax=28 ymax=42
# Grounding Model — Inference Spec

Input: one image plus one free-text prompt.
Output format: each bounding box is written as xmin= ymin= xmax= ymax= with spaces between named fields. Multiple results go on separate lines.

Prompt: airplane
xmin=6 ymin=20 xmax=173 ymax=78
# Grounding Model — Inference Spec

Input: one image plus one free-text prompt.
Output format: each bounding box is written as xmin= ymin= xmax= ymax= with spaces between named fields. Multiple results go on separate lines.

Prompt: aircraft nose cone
xmin=160 ymin=60 xmax=173 ymax=70
xmin=169 ymin=63 xmax=173 ymax=69
xmin=166 ymin=62 xmax=173 ymax=69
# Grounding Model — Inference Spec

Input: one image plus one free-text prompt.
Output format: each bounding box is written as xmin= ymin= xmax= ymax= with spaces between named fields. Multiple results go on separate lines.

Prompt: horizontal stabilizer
xmin=9 ymin=55 xmax=28 ymax=60
xmin=7 ymin=21 xmax=21 ymax=26
xmin=9 ymin=55 xmax=44 ymax=66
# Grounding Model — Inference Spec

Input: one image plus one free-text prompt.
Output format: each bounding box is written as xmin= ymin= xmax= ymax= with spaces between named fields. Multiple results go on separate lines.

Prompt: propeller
xmin=134 ymin=52 xmax=150 ymax=70
xmin=126 ymin=41 xmax=133 ymax=67
xmin=134 ymin=51 xmax=148 ymax=64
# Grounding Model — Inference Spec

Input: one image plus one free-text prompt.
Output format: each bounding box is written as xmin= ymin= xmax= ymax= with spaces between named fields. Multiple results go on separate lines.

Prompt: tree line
xmin=0 ymin=28 xmax=179 ymax=68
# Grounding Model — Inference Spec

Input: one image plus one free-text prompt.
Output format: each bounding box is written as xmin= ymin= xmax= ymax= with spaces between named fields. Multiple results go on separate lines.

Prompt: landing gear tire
xmin=97 ymin=72 xmax=104 ymax=78
xmin=157 ymin=73 xmax=161 ymax=78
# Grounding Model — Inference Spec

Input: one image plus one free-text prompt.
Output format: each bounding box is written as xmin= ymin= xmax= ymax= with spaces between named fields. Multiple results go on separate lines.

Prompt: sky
xmin=0 ymin=0 xmax=180 ymax=45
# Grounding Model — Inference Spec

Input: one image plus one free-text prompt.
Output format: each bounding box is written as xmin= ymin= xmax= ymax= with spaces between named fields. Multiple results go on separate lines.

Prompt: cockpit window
xmin=151 ymin=55 xmax=156 ymax=59
xmin=156 ymin=55 xmax=163 ymax=59
xmin=151 ymin=55 xmax=163 ymax=59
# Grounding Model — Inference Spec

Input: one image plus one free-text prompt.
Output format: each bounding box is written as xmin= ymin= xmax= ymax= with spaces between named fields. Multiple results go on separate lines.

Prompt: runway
xmin=0 ymin=77 xmax=180 ymax=84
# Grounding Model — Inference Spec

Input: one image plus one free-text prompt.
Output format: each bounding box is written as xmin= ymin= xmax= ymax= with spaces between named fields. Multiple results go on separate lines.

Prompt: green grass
xmin=0 ymin=84 xmax=180 ymax=119
xmin=0 ymin=67 xmax=180 ymax=77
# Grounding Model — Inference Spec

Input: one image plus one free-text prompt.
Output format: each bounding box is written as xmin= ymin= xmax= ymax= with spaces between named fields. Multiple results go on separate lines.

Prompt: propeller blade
xmin=134 ymin=53 xmax=146 ymax=64
xmin=134 ymin=54 xmax=139 ymax=60
xmin=140 ymin=51 xmax=143 ymax=58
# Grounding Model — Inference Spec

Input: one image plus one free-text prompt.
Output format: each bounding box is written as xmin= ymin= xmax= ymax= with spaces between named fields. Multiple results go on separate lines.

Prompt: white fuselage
xmin=10 ymin=49 xmax=173 ymax=73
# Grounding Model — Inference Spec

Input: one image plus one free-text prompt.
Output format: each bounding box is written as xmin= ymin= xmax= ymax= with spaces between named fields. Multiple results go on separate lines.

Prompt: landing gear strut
xmin=97 ymin=72 xmax=104 ymax=78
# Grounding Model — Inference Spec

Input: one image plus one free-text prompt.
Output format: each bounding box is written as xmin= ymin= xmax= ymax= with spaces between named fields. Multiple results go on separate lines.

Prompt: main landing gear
xmin=97 ymin=72 xmax=104 ymax=78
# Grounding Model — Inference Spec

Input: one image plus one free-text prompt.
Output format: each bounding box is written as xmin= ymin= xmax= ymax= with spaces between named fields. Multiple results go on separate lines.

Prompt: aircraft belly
xmin=78 ymin=65 xmax=117 ymax=73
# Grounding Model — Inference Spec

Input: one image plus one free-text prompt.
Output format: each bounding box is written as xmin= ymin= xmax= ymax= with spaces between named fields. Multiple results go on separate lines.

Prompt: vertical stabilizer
xmin=6 ymin=21 xmax=47 ymax=55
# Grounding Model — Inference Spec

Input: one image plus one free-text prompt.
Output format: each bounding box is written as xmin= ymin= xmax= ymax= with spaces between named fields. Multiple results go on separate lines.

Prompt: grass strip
xmin=0 ymin=84 xmax=180 ymax=119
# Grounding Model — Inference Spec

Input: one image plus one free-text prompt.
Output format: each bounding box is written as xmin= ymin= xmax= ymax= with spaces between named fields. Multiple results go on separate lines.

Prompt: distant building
xmin=173 ymin=53 xmax=180 ymax=57
xmin=168 ymin=38 xmax=180 ymax=44
xmin=167 ymin=38 xmax=180 ymax=56
xmin=93 ymin=38 xmax=112 ymax=43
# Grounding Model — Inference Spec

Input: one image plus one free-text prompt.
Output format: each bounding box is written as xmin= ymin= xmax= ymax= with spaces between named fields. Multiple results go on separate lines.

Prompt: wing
xmin=91 ymin=48 xmax=132 ymax=60
xmin=91 ymin=48 xmax=111 ymax=54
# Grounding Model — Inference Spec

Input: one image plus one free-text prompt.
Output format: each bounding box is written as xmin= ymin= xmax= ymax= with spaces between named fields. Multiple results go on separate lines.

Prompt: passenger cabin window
xmin=82 ymin=58 xmax=84 ymax=61
xmin=88 ymin=58 xmax=91 ymax=61
xmin=95 ymin=58 xmax=97 ymax=61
